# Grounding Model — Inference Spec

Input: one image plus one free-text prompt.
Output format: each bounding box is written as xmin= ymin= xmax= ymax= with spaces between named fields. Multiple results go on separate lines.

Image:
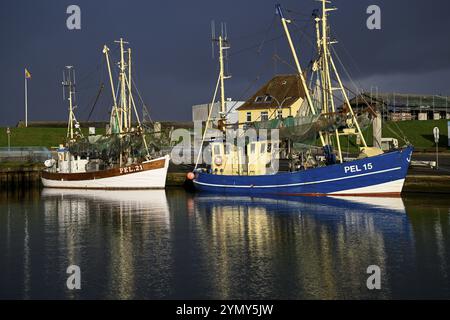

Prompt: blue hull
xmin=193 ymin=146 xmax=413 ymax=196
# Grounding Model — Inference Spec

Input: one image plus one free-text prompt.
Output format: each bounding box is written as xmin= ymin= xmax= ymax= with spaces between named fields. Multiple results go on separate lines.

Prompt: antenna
xmin=224 ymin=22 xmax=228 ymax=40
xmin=211 ymin=20 xmax=216 ymax=58
xmin=62 ymin=71 xmax=65 ymax=100
xmin=211 ymin=21 xmax=230 ymax=57
xmin=211 ymin=21 xmax=232 ymax=118
xmin=62 ymin=66 xmax=76 ymax=102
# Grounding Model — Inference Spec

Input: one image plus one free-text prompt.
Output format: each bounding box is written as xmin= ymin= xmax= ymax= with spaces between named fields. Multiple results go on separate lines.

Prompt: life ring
xmin=214 ymin=156 xmax=223 ymax=166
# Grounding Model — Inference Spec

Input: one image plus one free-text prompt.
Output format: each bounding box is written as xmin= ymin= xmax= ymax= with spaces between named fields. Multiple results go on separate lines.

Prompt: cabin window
xmin=250 ymin=143 xmax=256 ymax=154
xmin=224 ymin=144 xmax=231 ymax=155
xmin=260 ymin=143 xmax=266 ymax=154
xmin=214 ymin=145 xmax=221 ymax=155
xmin=255 ymin=96 xmax=264 ymax=103
xmin=246 ymin=112 xmax=252 ymax=122
xmin=261 ymin=111 xmax=269 ymax=121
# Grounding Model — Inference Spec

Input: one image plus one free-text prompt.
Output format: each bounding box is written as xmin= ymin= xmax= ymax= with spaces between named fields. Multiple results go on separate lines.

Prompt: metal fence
xmin=0 ymin=147 xmax=51 ymax=163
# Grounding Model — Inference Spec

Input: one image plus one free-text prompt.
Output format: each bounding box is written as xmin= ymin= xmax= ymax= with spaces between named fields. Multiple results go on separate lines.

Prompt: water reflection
xmin=41 ymin=189 xmax=171 ymax=300
xmin=0 ymin=188 xmax=449 ymax=299
xmin=190 ymin=195 xmax=410 ymax=299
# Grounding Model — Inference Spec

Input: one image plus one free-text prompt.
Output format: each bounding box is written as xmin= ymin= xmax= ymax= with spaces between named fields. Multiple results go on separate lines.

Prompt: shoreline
xmin=1 ymin=165 xmax=448 ymax=193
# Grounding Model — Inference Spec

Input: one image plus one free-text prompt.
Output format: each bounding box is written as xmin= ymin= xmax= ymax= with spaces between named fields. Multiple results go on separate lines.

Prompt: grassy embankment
xmin=0 ymin=127 xmax=105 ymax=148
xmin=336 ymin=119 xmax=449 ymax=153
xmin=0 ymin=127 xmax=105 ymax=168
xmin=0 ymin=119 xmax=448 ymax=152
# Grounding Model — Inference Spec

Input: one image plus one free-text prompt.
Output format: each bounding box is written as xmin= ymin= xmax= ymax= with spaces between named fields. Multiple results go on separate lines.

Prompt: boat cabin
xmin=56 ymin=145 xmax=89 ymax=174
xmin=209 ymin=140 xmax=278 ymax=176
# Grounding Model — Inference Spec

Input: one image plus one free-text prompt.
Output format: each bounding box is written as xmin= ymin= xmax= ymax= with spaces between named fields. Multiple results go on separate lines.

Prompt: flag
xmin=25 ymin=68 xmax=31 ymax=79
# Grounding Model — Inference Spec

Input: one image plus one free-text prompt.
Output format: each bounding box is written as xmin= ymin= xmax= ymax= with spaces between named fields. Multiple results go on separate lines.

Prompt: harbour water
xmin=0 ymin=188 xmax=449 ymax=299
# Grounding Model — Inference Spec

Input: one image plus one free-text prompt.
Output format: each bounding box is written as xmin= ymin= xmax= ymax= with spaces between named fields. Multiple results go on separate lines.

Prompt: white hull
xmin=328 ymin=179 xmax=406 ymax=196
xmin=41 ymin=155 xmax=170 ymax=189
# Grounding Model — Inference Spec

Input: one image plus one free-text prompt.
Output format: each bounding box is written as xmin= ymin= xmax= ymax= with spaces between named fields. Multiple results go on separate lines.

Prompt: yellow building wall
xmin=237 ymin=98 xmax=303 ymax=127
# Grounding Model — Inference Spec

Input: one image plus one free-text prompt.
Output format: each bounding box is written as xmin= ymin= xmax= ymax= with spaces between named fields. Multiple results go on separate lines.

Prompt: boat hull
xmin=193 ymin=147 xmax=413 ymax=197
xmin=41 ymin=155 xmax=170 ymax=189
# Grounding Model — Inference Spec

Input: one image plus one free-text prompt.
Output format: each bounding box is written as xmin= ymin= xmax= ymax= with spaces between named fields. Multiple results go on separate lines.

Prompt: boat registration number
xmin=120 ymin=164 xmax=144 ymax=174
xmin=344 ymin=163 xmax=373 ymax=174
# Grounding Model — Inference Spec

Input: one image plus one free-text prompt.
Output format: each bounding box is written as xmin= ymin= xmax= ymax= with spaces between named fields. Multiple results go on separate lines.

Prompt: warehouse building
xmin=192 ymin=99 xmax=244 ymax=126
xmin=349 ymin=93 xmax=450 ymax=121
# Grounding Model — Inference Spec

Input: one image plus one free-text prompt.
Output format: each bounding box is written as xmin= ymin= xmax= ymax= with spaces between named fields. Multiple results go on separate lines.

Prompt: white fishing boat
xmin=41 ymin=39 xmax=170 ymax=189
xmin=41 ymin=155 xmax=169 ymax=189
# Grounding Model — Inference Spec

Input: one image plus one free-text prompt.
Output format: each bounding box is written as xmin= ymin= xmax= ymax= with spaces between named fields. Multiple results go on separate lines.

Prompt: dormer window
xmin=254 ymin=96 xmax=264 ymax=103
xmin=264 ymin=96 xmax=273 ymax=103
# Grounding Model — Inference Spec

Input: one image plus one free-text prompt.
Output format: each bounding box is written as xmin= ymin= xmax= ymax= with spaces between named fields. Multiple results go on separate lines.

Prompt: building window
xmin=277 ymin=110 xmax=283 ymax=118
xmin=261 ymin=111 xmax=268 ymax=121
xmin=264 ymin=96 xmax=273 ymax=103
xmin=255 ymin=96 xmax=264 ymax=103
xmin=246 ymin=112 xmax=252 ymax=122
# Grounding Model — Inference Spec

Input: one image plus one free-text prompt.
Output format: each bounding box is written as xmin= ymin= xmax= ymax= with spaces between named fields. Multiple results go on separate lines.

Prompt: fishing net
xmin=251 ymin=113 xmax=347 ymax=141
xmin=68 ymin=128 xmax=172 ymax=164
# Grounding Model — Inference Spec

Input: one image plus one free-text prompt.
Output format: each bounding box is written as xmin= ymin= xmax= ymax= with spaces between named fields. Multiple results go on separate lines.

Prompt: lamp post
xmin=265 ymin=95 xmax=293 ymax=119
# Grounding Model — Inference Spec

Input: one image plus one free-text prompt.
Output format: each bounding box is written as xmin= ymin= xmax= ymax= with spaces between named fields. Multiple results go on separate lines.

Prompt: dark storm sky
xmin=1 ymin=0 xmax=450 ymax=126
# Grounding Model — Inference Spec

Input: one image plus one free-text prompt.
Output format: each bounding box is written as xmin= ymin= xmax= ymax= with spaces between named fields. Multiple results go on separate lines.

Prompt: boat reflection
xmin=188 ymin=194 xmax=410 ymax=299
xmin=3 ymin=188 xmax=446 ymax=299
xmin=40 ymin=188 xmax=171 ymax=299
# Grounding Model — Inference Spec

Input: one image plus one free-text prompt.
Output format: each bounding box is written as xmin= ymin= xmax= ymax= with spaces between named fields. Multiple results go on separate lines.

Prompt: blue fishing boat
xmin=193 ymin=146 xmax=412 ymax=196
xmin=189 ymin=1 xmax=413 ymax=197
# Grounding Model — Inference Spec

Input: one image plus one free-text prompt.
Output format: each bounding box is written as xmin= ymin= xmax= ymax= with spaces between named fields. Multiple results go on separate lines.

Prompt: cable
xmin=86 ymin=83 xmax=104 ymax=122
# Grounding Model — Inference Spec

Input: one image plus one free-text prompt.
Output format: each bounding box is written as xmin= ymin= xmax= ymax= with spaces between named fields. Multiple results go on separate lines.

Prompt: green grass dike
xmin=0 ymin=127 xmax=105 ymax=149
xmin=0 ymin=120 xmax=448 ymax=152
xmin=333 ymin=119 xmax=450 ymax=153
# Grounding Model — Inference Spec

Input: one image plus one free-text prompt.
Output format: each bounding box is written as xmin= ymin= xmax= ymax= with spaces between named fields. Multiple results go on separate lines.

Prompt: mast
xmin=313 ymin=13 xmax=326 ymax=115
xmin=24 ymin=70 xmax=28 ymax=127
xmin=115 ymin=38 xmax=130 ymax=131
xmin=128 ymin=48 xmax=132 ymax=128
xmin=318 ymin=0 xmax=367 ymax=148
xmin=102 ymin=40 xmax=152 ymax=161
xmin=124 ymin=74 xmax=151 ymax=159
xmin=212 ymin=22 xmax=231 ymax=124
xmin=276 ymin=5 xmax=326 ymax=147
xmin=62 ymin=66 xmax=77 ymax=142
xmin=319 ymin=0 xmax=343 ymax=162
xmin=219 ymin=36 xmax=227 ymax=115
xmin=103 ymin=45 xmax=121 ymax=134
xmin=120 ymin=45 xmax=152 ymax=160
